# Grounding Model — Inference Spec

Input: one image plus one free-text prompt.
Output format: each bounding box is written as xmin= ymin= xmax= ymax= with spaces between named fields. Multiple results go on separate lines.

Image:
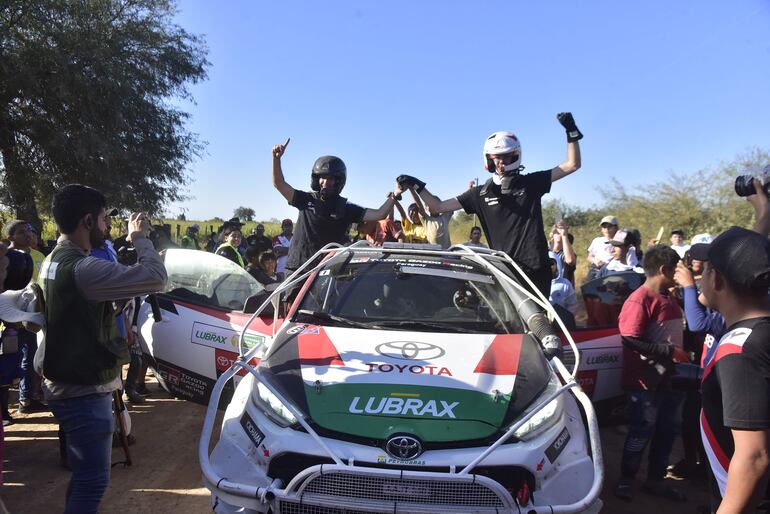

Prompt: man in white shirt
xmin=464 ymin=226 xmax=487 ymax=248
xmin=586 ymin=215 xmax=618 ymax=281
xmin=669 ymin=228 xmax=690 ymax=259
xmin=272 ymin=219 xmax=293 ymax=277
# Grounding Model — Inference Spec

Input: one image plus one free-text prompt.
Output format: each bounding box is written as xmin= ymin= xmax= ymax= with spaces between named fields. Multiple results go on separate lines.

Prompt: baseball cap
xmin=690 ymin=233 xmax=713 ymax=245
xmin=670 ymin=228 xmax=684 ymax=236
xmin=600 ymin=215 xmax=618 ymax=227
xmin=281 ymin=218 xmax=293 ymax=227
xmin=607 ymin=229 xmax=631 ymax=246
xmin=689 ymin=226 xmax=770 ymax=290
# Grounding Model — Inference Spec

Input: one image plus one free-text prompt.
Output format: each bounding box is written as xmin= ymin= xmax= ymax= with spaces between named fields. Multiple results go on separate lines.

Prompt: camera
xmin=735 ymin=164 xmax=770 ymax=197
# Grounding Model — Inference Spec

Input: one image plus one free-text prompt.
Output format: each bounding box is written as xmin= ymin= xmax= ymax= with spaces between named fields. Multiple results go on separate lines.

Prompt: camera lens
xmin=735 ymin=175 xmax=757 ymax=197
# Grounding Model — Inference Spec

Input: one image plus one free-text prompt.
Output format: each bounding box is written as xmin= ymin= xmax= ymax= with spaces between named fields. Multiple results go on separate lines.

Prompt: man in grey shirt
xmin=36 ymin=184 xmax=167 ymax=514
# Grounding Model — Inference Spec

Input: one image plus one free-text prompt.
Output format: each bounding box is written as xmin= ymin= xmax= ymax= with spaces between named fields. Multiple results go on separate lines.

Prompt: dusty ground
xmin=1 ymin=380 xmax=710 ymax=513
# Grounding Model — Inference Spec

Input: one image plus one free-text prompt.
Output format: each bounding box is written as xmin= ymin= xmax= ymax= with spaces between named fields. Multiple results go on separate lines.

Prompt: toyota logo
xmin=385 ymin=435 xmax=423 ymax=460
xmin=375 ymin=341 xmax=445 ymax=361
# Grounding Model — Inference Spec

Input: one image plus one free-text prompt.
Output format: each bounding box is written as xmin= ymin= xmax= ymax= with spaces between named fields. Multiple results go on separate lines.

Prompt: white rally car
xmin=197 ymin=243 xmax=604 ymax=514
xmin=136 ymin=249 xmax=633 ymax=418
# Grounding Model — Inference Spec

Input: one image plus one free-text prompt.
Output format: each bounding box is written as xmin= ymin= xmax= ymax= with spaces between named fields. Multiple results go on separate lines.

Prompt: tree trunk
xmin=0 ymin=120 xmax=42 ymax=230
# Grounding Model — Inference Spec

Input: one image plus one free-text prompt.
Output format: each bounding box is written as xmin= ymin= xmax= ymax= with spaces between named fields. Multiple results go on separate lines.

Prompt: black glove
xmin=557 ymin=112 xmax=583 ymax=143
xmin=396 ymin=174 xmax=426 ymax=193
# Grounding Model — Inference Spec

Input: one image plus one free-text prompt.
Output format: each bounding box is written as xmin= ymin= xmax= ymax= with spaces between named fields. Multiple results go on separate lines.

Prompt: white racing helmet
xmin=483 ymin=131 xmax=522 ymax=173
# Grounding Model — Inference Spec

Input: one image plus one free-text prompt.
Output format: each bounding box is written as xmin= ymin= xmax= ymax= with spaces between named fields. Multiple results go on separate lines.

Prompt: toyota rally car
xmin=135 ymin=249 xmax=634 ymax=419
xmin=198 ymin=243 xmax=604 ymax=514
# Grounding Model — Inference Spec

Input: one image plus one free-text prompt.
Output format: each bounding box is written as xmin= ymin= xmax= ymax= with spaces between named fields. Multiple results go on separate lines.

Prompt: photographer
xmin=36 ymin=185 xmax=167 ymax=513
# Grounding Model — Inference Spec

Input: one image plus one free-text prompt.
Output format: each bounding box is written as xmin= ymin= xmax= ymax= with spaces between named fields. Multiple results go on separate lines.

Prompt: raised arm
xmin=550 ymin=112 xmax=583 ymax=183
xmin=558 ymin=222 xmax=577 ymax=266
xmin=409 ymin=187 xmax=428 ymax=218
xmin=393 ymin=196 xmax=408 ymax=222
xmin=393 ymin=174 xmax=462 ymax=215
xmin=362 ymin=185 xmax=403 ymax=222
xmin=418 ymin=188 xmax=462 ymax=215
xmin=272 ymin=138 xmax=295 ymax=203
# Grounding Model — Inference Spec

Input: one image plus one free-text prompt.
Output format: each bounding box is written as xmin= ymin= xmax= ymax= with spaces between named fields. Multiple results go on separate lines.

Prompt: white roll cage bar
xmin=199 ymin=243 xmax=604 ymax=513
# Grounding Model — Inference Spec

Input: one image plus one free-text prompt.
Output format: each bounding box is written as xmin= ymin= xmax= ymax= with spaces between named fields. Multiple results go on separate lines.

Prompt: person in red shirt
xmin=359 ymin=219 xmax=404 ymax=246
xmin=615 ymin=244 xmax=690 ymax=502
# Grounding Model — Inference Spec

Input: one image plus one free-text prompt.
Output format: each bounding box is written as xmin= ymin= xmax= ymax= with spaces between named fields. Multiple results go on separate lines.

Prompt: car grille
xmin=301 ymin=471 xmax=505 ymax=506
xmin=277 ymin=503 xmax=383 ymax=514
xmin=268 ymin=452 xmax=533 ymax=494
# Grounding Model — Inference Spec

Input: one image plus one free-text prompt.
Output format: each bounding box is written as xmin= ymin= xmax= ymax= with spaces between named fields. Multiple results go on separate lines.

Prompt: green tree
xmin=0 ymin=0 xmax=208 ymax=229
xmin=233 ymin=206 xmax=255 ymax=222
xmin=600 ymin=148 xmax=770 ymax=241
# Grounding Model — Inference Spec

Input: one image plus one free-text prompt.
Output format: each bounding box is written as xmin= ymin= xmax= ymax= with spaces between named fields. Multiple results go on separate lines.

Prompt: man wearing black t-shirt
xmin=691 ymin=226 xmax=770 ymax=513
xmin=271 ymin=138 xmax=401 ymax=273
xmin=246 ymin=224 xmax=273 ymax=254
xmin=398 ymin=113 xmax=582 ymax=297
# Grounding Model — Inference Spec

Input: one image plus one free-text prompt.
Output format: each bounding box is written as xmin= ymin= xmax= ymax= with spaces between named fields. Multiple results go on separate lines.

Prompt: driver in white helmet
xmin=397 ymin=113 xmax=582 ymax=297
xmin=272 ymin=138 xmax=403 ymax=273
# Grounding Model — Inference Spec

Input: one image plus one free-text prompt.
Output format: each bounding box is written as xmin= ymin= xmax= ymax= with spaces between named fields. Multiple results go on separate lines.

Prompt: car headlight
xmin=253 ymin=382 xmax=298 ymax=427
xmin=511 ymin=374 xmax=564 ymax=441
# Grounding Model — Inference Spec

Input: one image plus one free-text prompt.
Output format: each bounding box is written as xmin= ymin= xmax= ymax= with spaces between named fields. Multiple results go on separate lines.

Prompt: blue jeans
xmin=48 ymin=393 xmax=114 ymax=514
xmin=621 ymin=389 xmax=684 ymax=481
xmin=18 ymin=329 xmax=40 ymax=402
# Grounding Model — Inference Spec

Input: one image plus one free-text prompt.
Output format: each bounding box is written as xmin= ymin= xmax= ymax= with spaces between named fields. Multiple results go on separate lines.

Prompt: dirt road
xmin=1 ymin=381 xmax=710 ymax=513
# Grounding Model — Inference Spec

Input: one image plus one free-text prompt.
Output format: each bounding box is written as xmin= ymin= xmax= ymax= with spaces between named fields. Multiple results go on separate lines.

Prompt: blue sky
xmin=170 ymin=0 xmax=770 ymax=222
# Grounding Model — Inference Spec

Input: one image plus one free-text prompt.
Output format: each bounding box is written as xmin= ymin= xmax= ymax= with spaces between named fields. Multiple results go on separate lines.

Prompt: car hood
xmin=261 ymin=323 xmax=551 ymax=443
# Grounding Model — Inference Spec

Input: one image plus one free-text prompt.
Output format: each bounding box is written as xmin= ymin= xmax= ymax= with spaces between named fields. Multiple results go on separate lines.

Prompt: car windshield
xmin=162 ymin=249 xmax=264 ymax=311
xmin=295 ymin=253 xmax=524 ymax=334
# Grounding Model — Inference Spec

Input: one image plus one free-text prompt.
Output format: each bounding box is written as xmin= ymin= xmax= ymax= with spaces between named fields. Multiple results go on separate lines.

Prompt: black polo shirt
xmin=700 ymin=317 xmax=770 ymax=509
xmin=286 ymin=190 xmax=366 ymax=271
xmin=456 ymin=170 xmax=552 ymax=272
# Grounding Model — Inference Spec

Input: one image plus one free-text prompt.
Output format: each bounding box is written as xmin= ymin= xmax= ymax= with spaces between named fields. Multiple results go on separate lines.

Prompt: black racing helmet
xmin=311 ymin=155 xmax=347 ymax=195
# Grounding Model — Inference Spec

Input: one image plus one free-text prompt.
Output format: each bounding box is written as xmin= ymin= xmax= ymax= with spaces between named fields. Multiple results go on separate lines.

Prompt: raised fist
xmin=557 ymin=112 xmax=583 ymax=142
xmin=396 ymin=174 xmax=426 ymax=193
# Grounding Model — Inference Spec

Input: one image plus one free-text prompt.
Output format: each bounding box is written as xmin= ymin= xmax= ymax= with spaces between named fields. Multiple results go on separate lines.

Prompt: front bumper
xmin=202 ymin=360 xmax=603 ymax=514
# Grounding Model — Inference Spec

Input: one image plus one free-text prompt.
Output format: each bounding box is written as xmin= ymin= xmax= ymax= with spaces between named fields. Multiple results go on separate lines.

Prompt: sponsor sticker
xmin=377 ymin=455 xmax=426 ymax=466
xmin=191 ymin=321 xmax=236 ymax=349
xmin=348 ymin=396 xmax=459 ymax=418
xmin=215 ymin=349 xmax=259 ymax=377
xmin=365 ymin=363 xmax=452 ymax=376
xmin=156 ymin=360 xmax=212 ymax=404
xmin=582 ymin=349 xmax=621 ymax=370
xmin=286 ymin=324 xmax=321 ymax=336
xmin=545 ymin=427 xmax=571 ymax=463
xmin=192 ymin=321 xmax=264 ymax=351
xmin=381 ymin=482 xmax=431 ymax=498
xmin=240 ymin=412 xmax=265 ymax=448
xmin=575 ymin=370 xmax=597 ymax=396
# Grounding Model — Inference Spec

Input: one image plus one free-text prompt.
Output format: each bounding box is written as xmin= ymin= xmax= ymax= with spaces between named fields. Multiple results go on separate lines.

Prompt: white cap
xmin=600 ymin=215 xmax=618 ymax=226
xmin=690 ymin=233 xmax=714 ymax=245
